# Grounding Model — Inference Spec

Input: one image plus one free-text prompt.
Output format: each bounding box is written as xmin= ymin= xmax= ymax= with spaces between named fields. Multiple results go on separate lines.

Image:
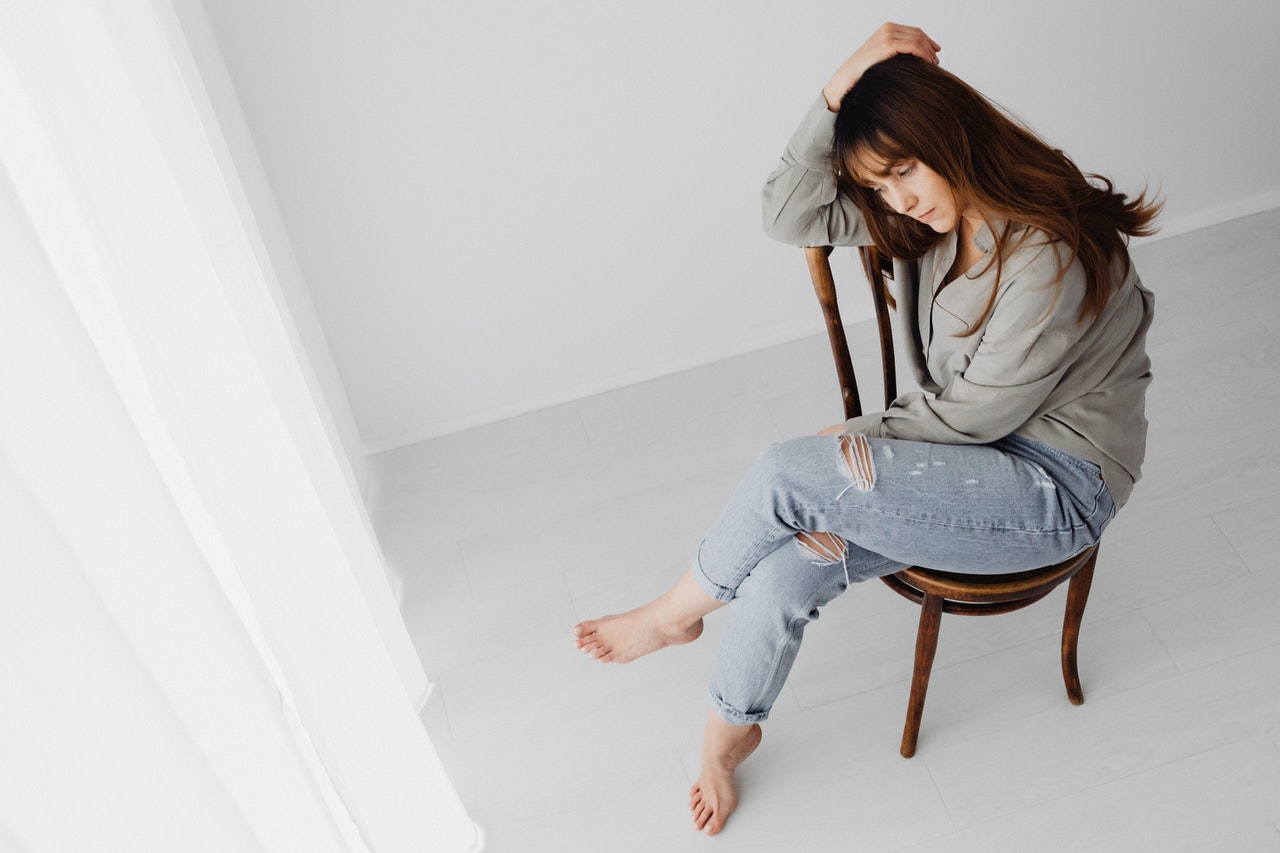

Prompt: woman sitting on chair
xmin=573 ymin=22 xmax=1159 ymax=836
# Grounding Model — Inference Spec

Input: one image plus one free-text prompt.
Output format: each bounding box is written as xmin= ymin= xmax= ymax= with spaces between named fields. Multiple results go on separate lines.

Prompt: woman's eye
xmin=897 ymin=165 xmax=914 ymax=178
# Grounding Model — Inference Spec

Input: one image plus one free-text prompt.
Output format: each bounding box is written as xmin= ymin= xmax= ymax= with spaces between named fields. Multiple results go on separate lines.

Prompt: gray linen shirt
xmin=762 ymin=95 xmax=1154 ymax=508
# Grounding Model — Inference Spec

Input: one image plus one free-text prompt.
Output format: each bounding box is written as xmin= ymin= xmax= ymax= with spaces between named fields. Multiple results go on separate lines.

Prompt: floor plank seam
xmin=1136 ymin=607 xmax=1182 ymax=673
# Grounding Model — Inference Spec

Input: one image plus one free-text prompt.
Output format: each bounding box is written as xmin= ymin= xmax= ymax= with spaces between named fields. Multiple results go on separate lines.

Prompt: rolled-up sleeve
xmin=761 ymin=94 xmax=871 ymax=248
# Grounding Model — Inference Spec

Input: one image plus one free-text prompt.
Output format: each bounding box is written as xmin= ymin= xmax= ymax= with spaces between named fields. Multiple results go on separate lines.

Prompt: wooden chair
xmin=805 ymin=245 xmax=1100 ymax=758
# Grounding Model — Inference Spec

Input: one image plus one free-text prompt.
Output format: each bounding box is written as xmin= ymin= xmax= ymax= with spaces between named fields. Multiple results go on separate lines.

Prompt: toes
xmin=577 ymin=638 xmax=614 ymax=662
xmin=573 ymin=621 xmax=615 ymax=661
xmin=690 ymin=787 xmax=712 ymax=831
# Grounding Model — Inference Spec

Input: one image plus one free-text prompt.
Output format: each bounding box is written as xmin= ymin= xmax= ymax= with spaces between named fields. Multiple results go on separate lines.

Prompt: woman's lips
xmin=917 ymin=208 xmax=936 ymax=223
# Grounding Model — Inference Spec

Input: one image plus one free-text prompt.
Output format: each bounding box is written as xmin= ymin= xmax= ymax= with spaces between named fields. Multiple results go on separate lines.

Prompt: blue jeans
xmin=690 ymin=433 xmax=1115 ymax=725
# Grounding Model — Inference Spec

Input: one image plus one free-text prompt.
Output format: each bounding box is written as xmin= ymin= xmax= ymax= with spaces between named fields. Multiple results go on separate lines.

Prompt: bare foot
xmin=572 ymin=605 xmax=703 ymax=663
xmin=573 ymin=570 xmax=720 ymax=663
xmin=689 ymin=712 xmax=763 ymax=835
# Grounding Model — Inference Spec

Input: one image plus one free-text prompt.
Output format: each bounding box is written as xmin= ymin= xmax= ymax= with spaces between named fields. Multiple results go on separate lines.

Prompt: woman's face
xmin=856 ymin=157 xmax=977 ymax=234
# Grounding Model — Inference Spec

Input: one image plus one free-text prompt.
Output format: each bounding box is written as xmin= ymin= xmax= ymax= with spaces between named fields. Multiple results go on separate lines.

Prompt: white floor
xmin=368 ymin=208 xmax=1280 ymax=852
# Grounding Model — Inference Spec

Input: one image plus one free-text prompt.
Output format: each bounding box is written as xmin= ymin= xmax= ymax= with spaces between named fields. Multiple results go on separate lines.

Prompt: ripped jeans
xmin=689 ymin=433 xmax=1115 ymax=725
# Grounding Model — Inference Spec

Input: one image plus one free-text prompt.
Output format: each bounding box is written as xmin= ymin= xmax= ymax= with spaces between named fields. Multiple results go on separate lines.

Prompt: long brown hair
xmin=832 ymin=55 xmax=1160 ymax=332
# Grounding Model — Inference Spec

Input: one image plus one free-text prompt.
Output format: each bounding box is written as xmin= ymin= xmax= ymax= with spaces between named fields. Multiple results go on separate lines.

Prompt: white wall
xmin=196 ymin=0 xmax=1280 ymax=451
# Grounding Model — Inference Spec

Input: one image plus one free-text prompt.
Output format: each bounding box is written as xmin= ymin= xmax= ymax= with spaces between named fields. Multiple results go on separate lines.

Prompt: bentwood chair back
xmin=805 ymin=245 xmax=1100 ymax=758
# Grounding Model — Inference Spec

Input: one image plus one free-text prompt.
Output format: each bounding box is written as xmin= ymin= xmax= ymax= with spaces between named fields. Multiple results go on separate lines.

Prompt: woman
xmin=573 ymin=23 xmax=1158 ymax=836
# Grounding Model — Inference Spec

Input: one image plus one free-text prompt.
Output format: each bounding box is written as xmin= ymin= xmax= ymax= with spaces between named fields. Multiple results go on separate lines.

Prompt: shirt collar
xmin=974 ymin=222 xmax=996 ymax=254
xmin=973 ymin=218 xmax=1024 ymax=254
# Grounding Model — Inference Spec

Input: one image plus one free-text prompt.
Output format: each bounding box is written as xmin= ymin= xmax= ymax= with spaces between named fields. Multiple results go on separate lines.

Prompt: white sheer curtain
xmin=0 ymin=1 xmax=480 ymax=850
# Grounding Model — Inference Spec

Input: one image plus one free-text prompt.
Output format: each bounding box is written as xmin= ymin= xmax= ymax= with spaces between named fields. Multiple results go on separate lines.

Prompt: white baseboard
xmin=1134 ymin=192 xmax=1280 ymax=246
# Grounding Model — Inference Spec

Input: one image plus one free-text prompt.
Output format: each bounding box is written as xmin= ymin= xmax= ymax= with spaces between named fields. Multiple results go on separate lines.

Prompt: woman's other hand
xmin=823 ymin=23 xmax=942 ymax=112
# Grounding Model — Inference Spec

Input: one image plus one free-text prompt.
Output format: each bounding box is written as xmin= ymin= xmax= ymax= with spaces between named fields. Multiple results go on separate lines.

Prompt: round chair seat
xmin=880 ymin=546 xmax=1097 ymax=616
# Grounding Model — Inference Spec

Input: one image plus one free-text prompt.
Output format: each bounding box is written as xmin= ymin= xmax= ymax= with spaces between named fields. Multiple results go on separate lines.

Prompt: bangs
xmin=839 ymin=130 xmax=912 ymax=188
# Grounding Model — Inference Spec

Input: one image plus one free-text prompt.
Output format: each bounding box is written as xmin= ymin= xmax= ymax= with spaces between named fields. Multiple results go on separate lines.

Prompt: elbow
xmin=762 ymin=218 xmax=801 ymax=246
xmin=760 ymin=205 xmax=815 ymax=247
xmin=761 ymin=182 xmax=811 ymax=246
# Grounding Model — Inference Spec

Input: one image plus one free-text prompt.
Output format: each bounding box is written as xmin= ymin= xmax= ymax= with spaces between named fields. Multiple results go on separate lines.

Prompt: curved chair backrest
xmin=804 ymin=245 xmax=897 ymax=421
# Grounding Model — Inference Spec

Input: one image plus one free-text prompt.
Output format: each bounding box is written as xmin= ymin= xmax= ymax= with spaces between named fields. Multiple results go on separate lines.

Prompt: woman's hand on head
xmin=823 ymin=23 xmax=942 ymax=112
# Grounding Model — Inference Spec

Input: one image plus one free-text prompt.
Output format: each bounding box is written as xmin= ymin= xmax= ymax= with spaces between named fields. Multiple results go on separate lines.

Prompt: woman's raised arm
xmin=761 ymin=23 xmax=942 ymax=247
xmin=822 ymin=23 xmax=942 ymax=112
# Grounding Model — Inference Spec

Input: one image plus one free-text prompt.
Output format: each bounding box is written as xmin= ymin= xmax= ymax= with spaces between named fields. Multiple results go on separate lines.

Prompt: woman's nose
xmin=885 ymin=187 xmax=914 ymax=216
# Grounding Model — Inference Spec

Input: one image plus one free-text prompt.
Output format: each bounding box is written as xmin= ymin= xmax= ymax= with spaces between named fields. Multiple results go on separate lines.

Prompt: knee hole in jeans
xmin=795 ymin=531 xmax=848 ymax=564
xmin=796 ymin=531 xmax=852 ymax=587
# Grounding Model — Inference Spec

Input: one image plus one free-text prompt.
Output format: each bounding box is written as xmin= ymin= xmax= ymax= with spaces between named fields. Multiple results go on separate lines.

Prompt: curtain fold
xmin=0 ymin=1 xmax=480 ymax=849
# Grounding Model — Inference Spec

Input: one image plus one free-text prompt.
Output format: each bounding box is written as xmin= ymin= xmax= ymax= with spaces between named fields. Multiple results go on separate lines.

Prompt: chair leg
xmin=1060 ymin=549 xmax=1098 ymax=706
xmin=901 ymin=592 xmax=944 ymax=758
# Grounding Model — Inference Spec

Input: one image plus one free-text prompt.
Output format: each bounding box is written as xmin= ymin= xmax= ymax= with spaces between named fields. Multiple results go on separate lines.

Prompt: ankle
xmin=701 ymin=711 xmax=761 ymax=761
xmin=656 ymin=572 xmax=722 ymax=626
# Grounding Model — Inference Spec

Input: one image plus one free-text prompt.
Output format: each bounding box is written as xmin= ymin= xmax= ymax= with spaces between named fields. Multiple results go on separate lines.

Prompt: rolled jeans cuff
xmin=690 ymin=542 xmax=736 ymax=602
xmin=709 ymin=689 xmax=770 ymax=725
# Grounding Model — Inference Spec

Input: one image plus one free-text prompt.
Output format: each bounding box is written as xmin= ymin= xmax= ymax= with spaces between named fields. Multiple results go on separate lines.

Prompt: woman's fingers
xmin=825 ymin=22 xmax=941 ymax=111
xmin=874 ymin=22 xmax=941 ymax=65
